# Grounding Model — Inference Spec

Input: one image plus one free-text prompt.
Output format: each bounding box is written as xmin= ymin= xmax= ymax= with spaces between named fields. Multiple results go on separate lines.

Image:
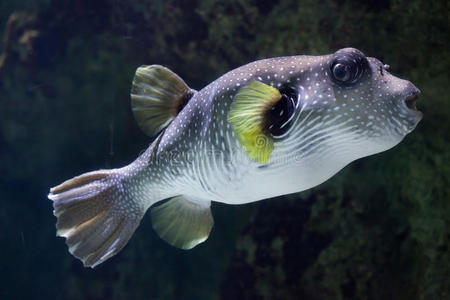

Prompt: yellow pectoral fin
xmin=228 ymin=81 xmax=281 ymax=164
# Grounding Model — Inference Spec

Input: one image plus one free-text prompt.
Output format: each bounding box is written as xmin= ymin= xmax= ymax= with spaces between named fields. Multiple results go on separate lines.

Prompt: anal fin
xmin=150 ymin=195 xmax=214 ymax=249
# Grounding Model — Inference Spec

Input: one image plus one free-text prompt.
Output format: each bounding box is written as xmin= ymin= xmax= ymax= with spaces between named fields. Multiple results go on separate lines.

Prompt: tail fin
xmin=48 ymin=169 xmax=145 ymax=268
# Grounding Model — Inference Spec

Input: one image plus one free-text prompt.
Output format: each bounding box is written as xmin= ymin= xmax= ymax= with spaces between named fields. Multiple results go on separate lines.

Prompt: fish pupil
xmin=332 ymin=63 xmax=350 ymax=82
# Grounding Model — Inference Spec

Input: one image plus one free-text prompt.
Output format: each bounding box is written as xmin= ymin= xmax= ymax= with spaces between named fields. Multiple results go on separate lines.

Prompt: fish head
xmin=277 ymin=47 xmax=422 ymax=161
xmin=226 ymin=48 xmax=423 ymax=195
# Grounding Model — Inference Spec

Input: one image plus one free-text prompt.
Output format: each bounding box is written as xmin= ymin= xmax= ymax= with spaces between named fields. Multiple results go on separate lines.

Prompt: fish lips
xmin=402 ymin=85 xmax=423 ymax=120
xmin=397 ymin=84 xmax=422 ymax=134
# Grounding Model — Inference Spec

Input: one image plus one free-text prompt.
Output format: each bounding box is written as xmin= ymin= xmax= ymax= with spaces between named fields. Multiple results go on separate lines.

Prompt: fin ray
xmin=228 ymin=81 xmax=281 ymax=164
xmin=49 ymin=169 xmax=146 ymax=268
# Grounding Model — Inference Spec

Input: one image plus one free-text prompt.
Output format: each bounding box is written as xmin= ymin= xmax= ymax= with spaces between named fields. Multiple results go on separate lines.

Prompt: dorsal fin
xmin=131 ymin=65 xmax=196 ymax=137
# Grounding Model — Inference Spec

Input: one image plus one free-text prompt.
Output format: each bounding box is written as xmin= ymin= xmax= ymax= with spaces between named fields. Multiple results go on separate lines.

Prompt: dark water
xmin=0 ymin=1 xmax=448 ymax=299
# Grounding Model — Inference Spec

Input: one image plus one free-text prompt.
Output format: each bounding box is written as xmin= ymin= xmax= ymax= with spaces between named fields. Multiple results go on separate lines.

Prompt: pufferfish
xmin=48 ymin=48 xmax=422 ymax=267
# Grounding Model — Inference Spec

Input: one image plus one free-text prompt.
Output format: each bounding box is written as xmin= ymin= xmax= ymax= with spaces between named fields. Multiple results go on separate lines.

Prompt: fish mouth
xmin=405 ymin=94 xmax=418 ymax=110
xmin=403 ymin=91 xmax=423 ymax=119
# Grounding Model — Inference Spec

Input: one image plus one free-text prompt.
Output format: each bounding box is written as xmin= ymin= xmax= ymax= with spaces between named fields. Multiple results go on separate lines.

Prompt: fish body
xmin=49 ymin=48 xmax=422 ymax=267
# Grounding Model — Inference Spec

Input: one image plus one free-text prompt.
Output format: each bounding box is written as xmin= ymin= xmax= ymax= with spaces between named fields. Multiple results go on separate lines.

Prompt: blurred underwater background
xmin=0 ymin=0 xmax=448 ymax=299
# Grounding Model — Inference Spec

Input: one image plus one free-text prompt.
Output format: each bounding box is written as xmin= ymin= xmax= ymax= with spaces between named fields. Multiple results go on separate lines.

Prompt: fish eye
xmin=332 ymin=63 xmax=351 ymax=82
xmin=329 ymin=48 xmax=369 ymax=86
xmin=265 ymin=86 xmax=297 ymax=137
